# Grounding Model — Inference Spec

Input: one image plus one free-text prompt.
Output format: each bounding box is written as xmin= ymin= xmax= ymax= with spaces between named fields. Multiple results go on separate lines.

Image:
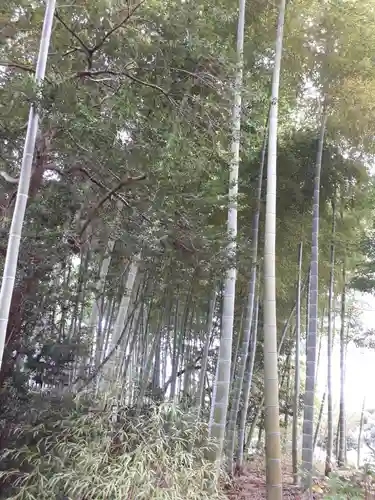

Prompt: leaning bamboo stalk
xmin=227 ymin=108 xmax=269 ymax=473
xmin=0 ymin=0 xmax=57 ymax=370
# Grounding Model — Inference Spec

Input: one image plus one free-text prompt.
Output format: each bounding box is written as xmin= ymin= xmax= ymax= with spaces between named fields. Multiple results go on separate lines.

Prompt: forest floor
xmin=225 ymin=456 xmax=325 ymax=499
xmin=226 ymin=456 xmax=375 ymax=499
xmin=226 ymin=462 xmax=303 ymax=499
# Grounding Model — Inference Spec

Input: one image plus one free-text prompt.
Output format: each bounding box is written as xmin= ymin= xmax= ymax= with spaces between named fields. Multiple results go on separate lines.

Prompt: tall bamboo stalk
xmin=209 ymin=0 xmax=245 ymax=468
xmin=357 ymin=396 xmax=366 ymax=468
xmin=262 ymin=0 xmax=286 ymax=495
xmin=0 ymin=0 xmax=57 ymax=370
xmin=226 ymin=109 xmax=268 ymax=473
xmin=196 ymin=290 xmax=217 ymax=416
xmin=237 ymin=280 xmax=261 ymax=466
xmin=302 ymin=110 xmax=328 ymax=489
xmin=292 ymin=242 xmax=303 ymax=484
xmin=338 ymin=263 xmax=346 ymax=467
xmin=314 ymin=388 xmax=326 ymax=450
xmin=325 ymin=198 xmax=336 ymax=476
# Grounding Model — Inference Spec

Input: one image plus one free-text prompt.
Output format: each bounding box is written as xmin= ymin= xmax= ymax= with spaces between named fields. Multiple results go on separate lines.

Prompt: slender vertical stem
xmin=209 ymin=0 xmax=245 ymax=469
xmin=283 ymin=354 xmax=291 ymax=447
xmin=315 ymin=310 xmax=325 ymax=384
xmin=91 ymin=237 xmax=117 ymax=368
xmin=226 ymin=110 xmax=269 ymax=473
xmin=246 ymin=273 xmax=308 ymax=454
xmin=292 ymin=242 xmax=303 ymax=484
xmin=230 ymin=307 xmax=244 ymax=386
xmin=302 ymin=110 xmax=328 ymax=489
xmin=237 ymin=282 xmax=261 ymax=464
xmin=314 ymin=389 xmax=326 ymax=450
xmin=357 ymin=396 xmax=366 ymax=469
xmin=263 ymin=1 xmax=286 ymax=496
xmin=170 ymin=299 xmax=180 ymax=400
xmin=335 ymin=416 xmax=340 ymax=458
xmin=196 ymin=290 xmax=217 ymax=416
xmin=325 ymin=198 xmax=336 ymax=476
xmin=0 ymin=0 xmax=57 ymax=370
xmin=338 ymin=263 xmax=346 ymax=467
xmin=305 ymin=268 xmax=310 ymax=360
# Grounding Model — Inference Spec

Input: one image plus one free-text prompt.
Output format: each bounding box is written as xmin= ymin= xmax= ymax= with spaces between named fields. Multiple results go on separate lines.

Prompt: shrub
xmin=324 ymin=469 xmax=375 ymax=500
xmin=0 ymin=396 xmax=226 ymax=499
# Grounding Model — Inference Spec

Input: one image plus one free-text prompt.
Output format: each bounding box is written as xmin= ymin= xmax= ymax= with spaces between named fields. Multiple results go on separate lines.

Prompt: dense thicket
xmin=1 ymin=0 xmax=375 ymax=498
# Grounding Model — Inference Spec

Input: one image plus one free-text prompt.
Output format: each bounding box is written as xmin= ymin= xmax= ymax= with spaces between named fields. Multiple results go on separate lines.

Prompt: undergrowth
xmin=0 ymin=393 xmax=226 ymax=499
xmin=323 ymin=466 xmax=375 ymax=499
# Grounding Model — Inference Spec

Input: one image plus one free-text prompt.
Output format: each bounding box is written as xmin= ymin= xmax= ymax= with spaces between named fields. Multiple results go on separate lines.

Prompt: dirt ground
xmin=225 ymin=458 xmax=375 ymax=499
xmin=225 ymin=456 xmax=324 ymax=499
xmin=226 ymin=465 xmax=302 ymax=499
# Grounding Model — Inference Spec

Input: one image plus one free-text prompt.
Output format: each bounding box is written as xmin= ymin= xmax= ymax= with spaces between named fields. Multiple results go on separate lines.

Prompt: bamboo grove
xmin=1 ymin=0 xmax=375 ymax=498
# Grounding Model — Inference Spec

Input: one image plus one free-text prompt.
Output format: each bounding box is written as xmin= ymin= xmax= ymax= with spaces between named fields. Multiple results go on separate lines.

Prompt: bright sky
xmin=316 ymin=292 xmax=375 ymax=417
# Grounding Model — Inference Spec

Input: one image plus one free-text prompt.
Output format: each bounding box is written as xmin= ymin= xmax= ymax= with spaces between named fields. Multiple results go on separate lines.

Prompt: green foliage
xmin=1 ymin=0 xmax=375 ymax=493
xmin=0 ymin=397 xmax=225 ymax=499
xmin=324 ymin=469 xmax=375 ymax=500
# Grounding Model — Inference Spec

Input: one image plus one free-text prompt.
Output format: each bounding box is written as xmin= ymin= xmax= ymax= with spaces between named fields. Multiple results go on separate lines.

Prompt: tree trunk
xmin=245 ymin=275 xmax=307 ymax=455
xmin=237 ymin=282 xmax=261 ymax=467
xmin=230 ymin=307 xmax=244 ymax=387
xmin=92 ymin=237 xmax=117 ymax=368
xmin=102 ymin=256 xmax=140 ymax=388
xmin=226 ymin=108 xmax=268 ymax=474
xmin=315 ymin=310 xmax=324 ymax=384
xmin=262 ymin=0 xmax=286 ymax=497
xmin=302 ymin=110 xmax=328 ymax=490
xmin=357 ymin=396 xmax=366 ymax=468
xmin=209 ymin=0 xmax=245 ymax=469
xmin=335 ymin=416 xmax=340 ymax=459
xmin=292 ymin=242 xmax=303 ymax=485
xmin=314 ymin=389 xmax=326 ymax=451
xmin=283 ymin=354 xmax=292 ymax=447
xmin=256 ymin=424 xmax=263 ymax=450
xmin=0 ymin=0 xmax=56 ymax=372
xmin=170 ymin=299 xmax=181 ymax=401
xmin=338 ymin=263 xmax=346 ymax=467
xmin=196 ymin=290 xmax=217 ymax=416
xmin=305 ymin=267 xmax=310 ymax=360
xmin=136 ymin=314 xmax=164 ymax=415
xmin=325 ymin=198 xmax=336 ymax=476
xmin=279 ymin=271 xmax=309 ymax=352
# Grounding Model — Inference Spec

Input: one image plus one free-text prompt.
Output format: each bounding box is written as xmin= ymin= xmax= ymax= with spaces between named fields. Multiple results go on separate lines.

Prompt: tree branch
xmin=0 ymin=171 xmax=19 ymax=184
xmin=169 ymin=66 xmax=219 ymax=91
xmin=54 ymin=11 xmax=91 ymax=57
xmin=76 ymin=69 xmax=172 ymax=101
xmin=0 ymin=61 xmax=52 ymax=83
xmin=365 ymin=438 xmax=375 ymax=456
xmin=0 ymin=61 xmax=34 ymax=73
xmin=46 ymin=165 xmax=131 ymax=208
xmin=92 ymin=0 xmax=146 ymax=53
xmin=79 ymin=173 xmax=146 ymax=237
xmin=61 ymin=47 xmax=82 ymax=58
xmin=74 ymin=296 xmax=142 ymax=391
xmin=162 ymin=355 xmax=203 ymax=394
